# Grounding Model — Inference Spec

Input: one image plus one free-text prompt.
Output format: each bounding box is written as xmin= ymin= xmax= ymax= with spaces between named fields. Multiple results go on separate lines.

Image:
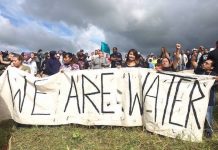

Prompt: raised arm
xmin=172 ymin=49 xmax=180 ymax=70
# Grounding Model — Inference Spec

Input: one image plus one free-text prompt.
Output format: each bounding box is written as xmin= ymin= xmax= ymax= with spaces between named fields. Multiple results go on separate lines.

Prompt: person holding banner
xmin=156 ymin=45 xmax=180 ymax=71
xmin=193 ymin=59 xmax=217 ymax=138
xmin=122 ymin=49 xmax=144 ymax=67
xmin=207 ymin=40 xmax=218 ymax=74
xmin=11 ymin=53 xmax=31 ymax=73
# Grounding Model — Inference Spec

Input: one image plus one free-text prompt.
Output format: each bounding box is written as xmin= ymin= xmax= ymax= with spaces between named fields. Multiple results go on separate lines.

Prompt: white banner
xmin=0 ymin=67 xmax=215 ymax=142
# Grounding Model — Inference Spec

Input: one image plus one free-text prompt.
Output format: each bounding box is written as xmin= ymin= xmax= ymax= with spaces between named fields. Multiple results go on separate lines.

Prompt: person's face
xmin=202 ymin=60 xmax=213 ymax=71
xmin=56 ymin=54 xmax=60 ymax=59
xmin=46 ymin=54 xmax=50 ymax=59
xmin=199 ymin=46 xmax=204 ymax=52
xmin=79 ymin=50 xmax=84 ymax=55
xmin=113 ymin=48 xmax=117 ymax=53
xmin=8 ymin=53 xmax=14 ymax=60
xmin=128 ymin=52 xmax=136 ymax=61
xmin=23 ymin=54 xmax=29 ymax=61
xmin=161 ymin=58 xmax=170 ymax=68
xmin=12 ymin=57 xmax=22 ymax=68
xmin=98 ymin=52 xmax=104 ymax=57
xmin=176 ymin=44 xmax=181 ymax=50
xmin=63 ymin=55 xmax=72 ymax=65
xmin=31 ymin=53 xmax=35 ymax=59
xmin=193 ymin=51 xmax=197 ymax=56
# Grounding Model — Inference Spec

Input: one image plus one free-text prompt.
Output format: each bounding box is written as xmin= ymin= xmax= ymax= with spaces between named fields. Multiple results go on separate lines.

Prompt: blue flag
xmin=101 ymin=42 xmax=110 ymax=54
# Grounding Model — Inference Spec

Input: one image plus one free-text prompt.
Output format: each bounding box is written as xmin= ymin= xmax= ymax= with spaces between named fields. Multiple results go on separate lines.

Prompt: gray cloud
xmin=1 ymin=0 xmax=218 ymax=54
xmin=0 ymin=17 xmax=75 ymax=51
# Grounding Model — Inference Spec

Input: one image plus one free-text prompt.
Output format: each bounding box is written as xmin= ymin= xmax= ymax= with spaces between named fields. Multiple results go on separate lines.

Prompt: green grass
xmin=10 ymin=126 xmax=218 ymax=150
xmin=0 ymin=106 xmax=216 ymax=150
xmin=0 ymin=120 xmax=13 ymax=150
xmin=1 ymin=106 xmax=218 ymax=150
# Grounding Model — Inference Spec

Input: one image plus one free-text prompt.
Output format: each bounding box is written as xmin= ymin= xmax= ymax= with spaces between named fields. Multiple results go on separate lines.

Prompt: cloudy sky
xmin=0 ymin=0 xmax=218 ymax=54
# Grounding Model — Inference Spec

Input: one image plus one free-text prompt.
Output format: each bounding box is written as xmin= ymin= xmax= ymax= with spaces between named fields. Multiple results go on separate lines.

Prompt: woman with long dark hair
xmin=122 ymin=49 xmax=143 ymax=67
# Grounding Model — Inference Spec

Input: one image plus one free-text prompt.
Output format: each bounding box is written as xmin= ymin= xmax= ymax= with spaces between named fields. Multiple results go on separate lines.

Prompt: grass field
xmin=0 ymin=106 xmax=218 ymax=150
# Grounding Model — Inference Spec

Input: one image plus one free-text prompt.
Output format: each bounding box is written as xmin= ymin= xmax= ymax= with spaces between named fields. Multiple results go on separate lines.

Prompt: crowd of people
xmin=0 ymin=40 xmax=218 ymax=138
xmin=0 ymin=42 xmax=217 ymax=76
xmin=0 ymin=43 xmax=196 ymax=76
